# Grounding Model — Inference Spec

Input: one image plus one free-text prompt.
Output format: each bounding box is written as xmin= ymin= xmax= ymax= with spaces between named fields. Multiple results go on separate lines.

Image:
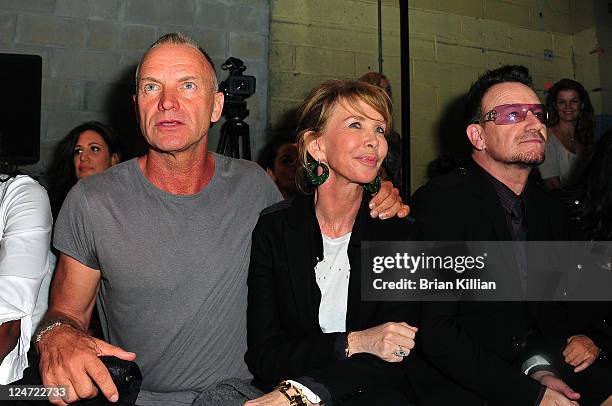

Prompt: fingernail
xmin=110 ymin=394 xmax=119 ymax=403
xmin=379 ymin=213 xmax=387 ymax=219
xmin=369 ymin=202 xmax=375 ymax=209
xmin=370 ymin=211 xmax=378 ymax=218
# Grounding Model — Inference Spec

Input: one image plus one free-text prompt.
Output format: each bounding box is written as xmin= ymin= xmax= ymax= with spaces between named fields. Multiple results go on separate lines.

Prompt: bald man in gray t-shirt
xmin=53 ymin=154 xmax=281 ymax=403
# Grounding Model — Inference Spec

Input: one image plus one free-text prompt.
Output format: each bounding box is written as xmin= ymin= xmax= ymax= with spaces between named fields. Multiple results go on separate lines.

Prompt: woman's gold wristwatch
xmin=275 ymin=381 xmax=308 ymax=406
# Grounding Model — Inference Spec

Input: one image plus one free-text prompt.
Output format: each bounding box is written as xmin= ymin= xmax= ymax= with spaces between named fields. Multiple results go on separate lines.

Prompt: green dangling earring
xmin=363 ymin=175 xmax=381 ymax=195
xmin=306 ymin=161 xmax=329 ymax=186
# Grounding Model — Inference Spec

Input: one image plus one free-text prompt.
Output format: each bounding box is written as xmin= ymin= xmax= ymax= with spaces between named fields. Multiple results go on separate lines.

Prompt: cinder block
xmin=120 ymin=52 xmax=142 ymax=76
xmin=378 ymin=55 xmax=400 ymax=81
xmin=295 ymin=46 xmax=355 ymax=77
xmin=409 ymin=35 xmax=435 ymax=60
xmin=272 ymin=0 xmax=313 ymax=23
xmin=572 ymin=26 xmax=597 ymax=53
xmin=0 ymin=13 xmax=16 ymax=43
xmin=569 ymin=0 xmax=594 ymax=33
xmin=393 ymin=108 xmax=403 ymax=134
xmin=354 ymin=52 xmax=379 ymax=76
xmin=268 ymin=98 xmax=303 ymax=129
xmin=347 ymin=1 xmax=377 ymax=27
xmin=481 ymin=19 xmax=510 ymax=49
xmin=573 ymin=53 xmax=601 ymax=90
xmin=229 ymin=32 xmax=266 ymax=61
xmin=89 ymin=21 xmax=157 ymax=51
xmin=382 ymin=57 xmax=402 ymax=82
xmin=84 ymin=81 xmax=117 ymax=112
xmin=271 ymin=21 xmax=316 ymax=46
xmin=410 ymin=111 xmax=438 ymax=140
xmin=381 ymin=29 xmax=401 ymax=57
xmin=127 ymin=0 xmax=195 ymax=26
xmin=409 ymin=9 xmax=461 ymax=39
xmin=16 ymin=14 xmax=87 ymax=48
xmin=270 ymin=42 xmax=295 ymax=71
xmin=508 ymin=27 xmax=553 ymax=54
xmin=246 ymin=90 xmax=263 ymax=120
xmin=228 ymin=6 xmax=268 ymax=34
xmin=49 ymin=49 xmax=124 ymax=81
xmin=45 ymin=109 xmax=104 ymax=143
xmin=317 ymin=26 xmax=377 ymax=53
xmin=548 ymin=0 xmax=570 ymax=13
xmin=484 ymin=0 xmax=530 ymax=28
xmin=433 ymin=0 xmax=484 ymax=19
xmin=410 ymin=135 xmax=438 ymax=164
xmin=43 ymin=78 xmax=84 ymax=109
xmin=551 ymin=56 xmax=573 ymax=79
xmin=538 ymin=8 xmax=572 ymax=34
xmin=231 ymin=0 xmax=267 ymax=7
xmin=436 ymin=86 xmax=469 ymax=112
xmin=408 ymin=0 xmax=434 ymax=11
xmin=381 ymin=4 xmax=401 ymax=31
xmin=55 ymin=0 xmax=124 ymax=20
xmin=436 ymin=42 xmax=486 ymax=68
xmin=1 ymin=0 xmax=54 ymax=13
xmin=486 ymin=50 xmax=534 ymax=73
xmin=412 ymin=59 xmax=480 ymax=88
xmin=552 ymin=33 xmax=572 ymax=58
xmin=461 ymin=16 xmax=483 ymax=45
xmin=195 ymin=1 xmax=229 ymax=30
xmin=268 ymin=71 xmax=321 ymax=99
xmin=410 ymin=83 xmax=437 ymax=112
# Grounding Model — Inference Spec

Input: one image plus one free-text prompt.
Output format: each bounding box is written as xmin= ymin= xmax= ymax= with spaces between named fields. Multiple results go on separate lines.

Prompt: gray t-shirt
xmin=54 ymin=153 xmax=281 ymax=395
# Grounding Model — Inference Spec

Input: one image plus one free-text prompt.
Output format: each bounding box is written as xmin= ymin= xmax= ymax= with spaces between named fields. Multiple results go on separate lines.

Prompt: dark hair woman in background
xmin=539 ymin=79 xmax=594 ymax=191
xmin=258 ymin=136 xmax=299 ymax=199
xmin=48 ymin=121 xmax=121 ymax=218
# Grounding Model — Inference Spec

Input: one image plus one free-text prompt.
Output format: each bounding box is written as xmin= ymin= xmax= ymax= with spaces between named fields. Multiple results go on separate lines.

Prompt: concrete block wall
xmin=269 ymin=0 xmax=589 ymax=191
xmin=0 ymin=0 xmax=270 ymax=178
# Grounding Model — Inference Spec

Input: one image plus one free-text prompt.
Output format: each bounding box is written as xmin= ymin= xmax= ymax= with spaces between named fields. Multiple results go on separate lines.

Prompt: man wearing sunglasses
xmin=409 ymin=65 xmax=612 ymax=406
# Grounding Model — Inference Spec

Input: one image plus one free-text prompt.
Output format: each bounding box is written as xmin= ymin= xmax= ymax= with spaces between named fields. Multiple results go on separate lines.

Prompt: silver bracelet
xmin=35 ymin=321 xmax=63 ymax=343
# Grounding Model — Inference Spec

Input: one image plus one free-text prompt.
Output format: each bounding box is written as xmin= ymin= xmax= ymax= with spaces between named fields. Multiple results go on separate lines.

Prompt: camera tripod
xmin=216 ymin=99 xmax=251 ymax=160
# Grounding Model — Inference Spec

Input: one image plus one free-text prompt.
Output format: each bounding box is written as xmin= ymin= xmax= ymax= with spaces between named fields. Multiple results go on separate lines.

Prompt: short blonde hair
xmin=295 ymin=79 xmax=392 ymax=191
xmin=135 ymin=32 xmax=218 ymax=92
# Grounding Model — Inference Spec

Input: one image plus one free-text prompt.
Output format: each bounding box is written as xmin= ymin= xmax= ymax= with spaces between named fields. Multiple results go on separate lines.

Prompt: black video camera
xmin=219 ymin=57 xmax=256 ymax=100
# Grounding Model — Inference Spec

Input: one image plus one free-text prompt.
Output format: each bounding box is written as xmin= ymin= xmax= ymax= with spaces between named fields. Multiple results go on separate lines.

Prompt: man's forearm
xmin=0 ymin=319 xmax=21 ymax=362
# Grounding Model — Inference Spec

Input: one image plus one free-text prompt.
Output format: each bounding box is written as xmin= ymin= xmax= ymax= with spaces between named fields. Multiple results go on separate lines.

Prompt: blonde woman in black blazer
xmin=245 ymin=80 xmax=422 ymax=406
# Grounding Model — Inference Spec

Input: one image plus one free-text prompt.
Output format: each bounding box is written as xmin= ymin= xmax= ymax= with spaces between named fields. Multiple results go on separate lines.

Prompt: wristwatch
xmin=275 ymin=381 xmax=308 ymax=406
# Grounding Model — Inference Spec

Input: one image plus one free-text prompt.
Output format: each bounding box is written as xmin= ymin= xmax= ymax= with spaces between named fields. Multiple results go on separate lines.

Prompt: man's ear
xmin=305 ymin=131 xmax=325 ymax=161
xmin=210 ymin=92 xmax=224 ymax=123
xmin=466 ymin=124 xmax=486 ymax=151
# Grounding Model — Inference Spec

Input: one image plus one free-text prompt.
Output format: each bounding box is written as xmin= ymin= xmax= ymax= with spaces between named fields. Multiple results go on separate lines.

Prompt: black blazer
xmin=408 ymin=164 xmax=569 ymax=406
xmin=246 ymin=193 xmax=421 ymax=404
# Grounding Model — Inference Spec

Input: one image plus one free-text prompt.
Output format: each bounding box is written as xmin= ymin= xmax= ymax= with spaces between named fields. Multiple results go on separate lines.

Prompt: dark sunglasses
xmin=473 ymin=103 xmax=548 ymax=125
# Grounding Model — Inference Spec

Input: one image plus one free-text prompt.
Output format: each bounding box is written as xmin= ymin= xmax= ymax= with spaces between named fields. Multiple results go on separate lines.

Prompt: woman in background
xmin=539 ymin=79 xmax=594 ymax=190
xmin=258 ymin=136 xmax=299 ymax=199
xmin=48 ymin=121 xmax=121 ymax=219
